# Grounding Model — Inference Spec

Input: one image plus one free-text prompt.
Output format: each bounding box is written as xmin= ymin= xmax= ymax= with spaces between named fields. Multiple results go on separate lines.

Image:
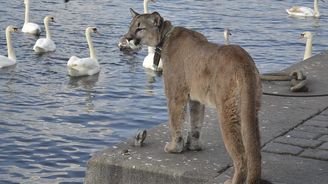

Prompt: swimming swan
xmin=286 ymin=0 xmax=322 ymax=18
xmin=0 ymin=26 xmax=19 ymax=68
xmin=223 ymin=28 xmax=232 ymax=45
xmin=142 ymin=0 xmax=163 ymax=71
xmin=33 ymin=16 xmax=56 ymax=53
xmin=22 ymin=0 xmax=41 ymax=35
xmin=67 ymin=27 xmax=100 ymax=77
xmin=300 ymin=31 xmax=313 ymax=60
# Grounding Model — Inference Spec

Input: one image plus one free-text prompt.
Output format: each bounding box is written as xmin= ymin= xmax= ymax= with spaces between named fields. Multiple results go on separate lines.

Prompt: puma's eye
xmin=137 ymin=22 xmax=141 ymax=27
xmin=135 ymin=28 xmax=145 ymax=34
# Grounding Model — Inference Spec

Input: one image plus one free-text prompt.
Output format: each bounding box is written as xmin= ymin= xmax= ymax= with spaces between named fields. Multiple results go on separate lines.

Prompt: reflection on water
xmin=68 ymin=74 xmax=100 ymax=112
xmin=0 ymin=0 xmax=327 ymax=183
xmin=68 ymin=74 xmax=99 ymax=89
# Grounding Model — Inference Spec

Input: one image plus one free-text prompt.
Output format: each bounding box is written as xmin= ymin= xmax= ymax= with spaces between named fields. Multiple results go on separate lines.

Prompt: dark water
xmin=0 ymin=0 xmax=327 ymax=183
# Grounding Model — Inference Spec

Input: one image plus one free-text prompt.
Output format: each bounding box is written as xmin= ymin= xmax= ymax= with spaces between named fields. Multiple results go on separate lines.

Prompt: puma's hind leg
xmin=186 ymin=100 xmax=205 ymax=151
xmin=218 ymin=101 xmax=247 ymax=184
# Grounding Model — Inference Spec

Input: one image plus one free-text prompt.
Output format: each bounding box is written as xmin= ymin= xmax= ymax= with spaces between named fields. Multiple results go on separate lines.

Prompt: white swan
xmin=223 ymin=28 xmax=231 ymax=45
xmin=67 ymin=27 xmax=100 ymax=77
xmin=22 ymin=0 xmax=41 ymax=35
xmin=142 ymin=0 xmax=163 ymax=71
xmin=0 ymin=26 xmax=19 ymax=68
xmin=300 ymin=31 xmax=313 ymax=60
xmin=286 ymin=0 xmax=322 ymax=18
xmin=33 ymin=16 xmax=56 ymax=53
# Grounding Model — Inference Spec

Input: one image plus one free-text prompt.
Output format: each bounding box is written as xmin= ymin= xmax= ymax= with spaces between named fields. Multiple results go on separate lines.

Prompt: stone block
xmin=319 ymin=110 xmax=328 ymax=117
xmin=295 ymin=125 xmax=328 ymax=134
xmin=318 ymin=135 xmax=328 ymax=142
xmin=312 ymin=115 xmax=328 ymax=121
xmin=318 ymin=142 xmax=328 ymax=150
xmin=262 ymin=142 xmax=303 ymax=155
xmin=300 ymin=149 xmax=328 ymax=161
xmin=274 ymin=136 xmax=323 ymax=148
xmin=303 ymin=119 xmax=328 ymax=128
xmin=285 ymin=130 xmax=321 ymax=140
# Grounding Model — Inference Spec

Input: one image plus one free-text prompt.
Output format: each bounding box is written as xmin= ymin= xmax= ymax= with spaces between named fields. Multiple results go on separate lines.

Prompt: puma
xmin=122 ymin=9 xmax=263 ymax=184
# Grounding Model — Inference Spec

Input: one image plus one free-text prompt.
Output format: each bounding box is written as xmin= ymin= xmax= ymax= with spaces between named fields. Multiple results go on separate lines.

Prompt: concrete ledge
xmin=85 ymin=109 xmax=231 ymax=184
xmin=85 ymin=51 xmax=328 ymax=184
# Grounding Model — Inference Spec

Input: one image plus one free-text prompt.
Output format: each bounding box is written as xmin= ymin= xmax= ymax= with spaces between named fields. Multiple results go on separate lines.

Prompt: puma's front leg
xmin=164 ymin=97 xmax=188 ymax=153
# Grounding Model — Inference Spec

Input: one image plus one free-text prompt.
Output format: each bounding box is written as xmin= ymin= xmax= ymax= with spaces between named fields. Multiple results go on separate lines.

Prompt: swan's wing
xmin=22 ymin=22 xmax=41 ymax=35
xmin=142 ymin=53 xmax=163 ymax=71
xmin=67 ymin=56 xmax=82 ymax=76
xmin=298 ymin=7 xmax=314 ymax=16
xmin=142 ymin=53 xmax=155 ymax=69
xmin=0 ymin=55 xmax=16 ymax=68
xmin=33 ymin=38 xmax=56 ymax=52
xmin=286 ymin=6 xmax=314 ymax=16
xmin=75 ymin=58 xmax=100 ymax=70
xmin=84 ymin=59 xmax=101 ymax=75
xmin=67 ymin=56 xmax=80 ymax=66
xmin=67 ymin=58 xmax=100 ymax=76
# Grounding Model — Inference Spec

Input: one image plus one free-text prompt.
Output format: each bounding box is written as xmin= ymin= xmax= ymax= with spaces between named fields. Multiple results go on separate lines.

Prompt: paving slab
xmin=212 ymin=152 xmax=328 ymax=184
xmin=85 ymin=51 xmax=328 ymax=184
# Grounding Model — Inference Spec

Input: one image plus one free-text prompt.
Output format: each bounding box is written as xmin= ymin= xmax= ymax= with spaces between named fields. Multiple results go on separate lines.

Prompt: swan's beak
xmin=13 ymin=27 xmax=20 ymax=32
xmin=299 ymin=33 xmax=305 ymax=39
xmin=95 ymin=31 xmax=101 ymax=36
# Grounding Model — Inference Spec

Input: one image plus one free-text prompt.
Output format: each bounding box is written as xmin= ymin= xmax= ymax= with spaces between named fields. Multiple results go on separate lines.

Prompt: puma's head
xmin=123 ymin=9 xmax=164 ymax=48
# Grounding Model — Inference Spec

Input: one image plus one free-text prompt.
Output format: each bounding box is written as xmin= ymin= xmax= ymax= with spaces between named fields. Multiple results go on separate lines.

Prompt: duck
xmin=142 ymin=0 xmax=163 ymax=71
xmin=22 ymin=0 xmax=41 ymax=35
xmin=0 ymin=26 xmax=19 ymax=68
xmin=33 ymin=16 xmax=56 ymax=53
xmin=286 ymin=0 xmax=322 ymax=18
xmin=300 ymin=31 xmax=313 ymax=60
xmin=223 ymin=28 xmax=232 ymax=45
xmin=67 ymin=27 xmax=100 ymax=77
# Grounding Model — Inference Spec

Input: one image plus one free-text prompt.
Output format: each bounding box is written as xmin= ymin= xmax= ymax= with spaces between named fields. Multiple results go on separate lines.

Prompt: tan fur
xmin=123 ymin=10 xmax=263 ymax=184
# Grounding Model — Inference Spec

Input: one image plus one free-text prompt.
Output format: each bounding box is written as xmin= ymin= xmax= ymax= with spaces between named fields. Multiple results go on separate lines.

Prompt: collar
xmin=153 ymin=26 xmax=175 ymax=70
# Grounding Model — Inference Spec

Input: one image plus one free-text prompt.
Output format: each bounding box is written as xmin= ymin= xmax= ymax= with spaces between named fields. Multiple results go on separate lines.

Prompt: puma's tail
xmin=240 ymin=69 xmax=262 ymax=184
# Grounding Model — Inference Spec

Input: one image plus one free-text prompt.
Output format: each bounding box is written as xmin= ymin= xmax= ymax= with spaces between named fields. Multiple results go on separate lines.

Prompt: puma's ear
xmin=151 ymin=11 xmax=163 ymax=27
xmin=130 ymin=8 xmax=139 ymax=18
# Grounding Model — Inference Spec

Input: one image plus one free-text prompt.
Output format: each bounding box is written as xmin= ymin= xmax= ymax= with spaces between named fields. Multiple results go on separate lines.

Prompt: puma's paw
xmin=224 ymin=179 xmax=232 ymax=184
xmin=186 ymin=132 xmax=202 ymax=151
xmin=164 ymin=137 xmax=184 ymax=153
xmin=186 ymin=141 xmax=202 ymax=151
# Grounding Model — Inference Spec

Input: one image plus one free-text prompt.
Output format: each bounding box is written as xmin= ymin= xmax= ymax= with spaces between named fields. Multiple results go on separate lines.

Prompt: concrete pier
xmin=84 ymin=51 xmax=328 ymax=184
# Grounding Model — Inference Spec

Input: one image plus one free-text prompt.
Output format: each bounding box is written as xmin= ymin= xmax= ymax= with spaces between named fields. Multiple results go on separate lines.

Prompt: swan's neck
xmin=86 ymin=30 xmax=96 ymax=60
xmin=304 ymin=37 xmax=312 ymax=60
xmin=44 ymin=19 xmax=51 ymax=39
xmin=224 ymin=33 xmax=230 ymax=45
xmin=147 ymin=46 xmax=155 ymax=54
xmin=6 ymin=30 xmax=16 ymax=61
xmin=313 ymin=0 xmax=320 ymax=17
xmin=143 ymin=0 xmax=149 ymax=13
xmin=24 ymin=0 xmax=30 ymax=24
